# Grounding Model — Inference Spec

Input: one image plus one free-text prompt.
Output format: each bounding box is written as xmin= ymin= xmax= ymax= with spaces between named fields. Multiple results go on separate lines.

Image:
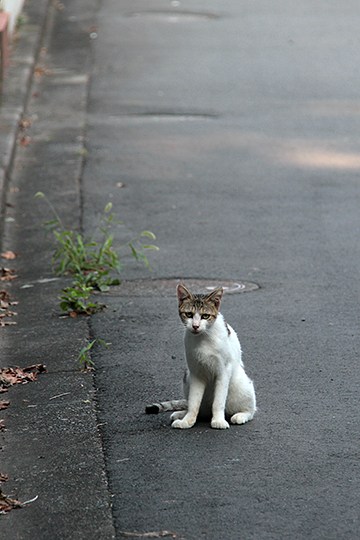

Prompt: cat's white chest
xmin=184 ymin=314 xmax=242 ymax=376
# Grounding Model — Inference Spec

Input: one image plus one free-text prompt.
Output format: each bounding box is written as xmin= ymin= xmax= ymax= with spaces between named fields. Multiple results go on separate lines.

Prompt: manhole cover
xmin=109 ymin=278 xmax=259 ymax=297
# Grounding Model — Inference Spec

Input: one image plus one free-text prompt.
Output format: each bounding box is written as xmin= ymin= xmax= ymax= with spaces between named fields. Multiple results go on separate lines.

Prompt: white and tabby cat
xmin=146 ymin=283 xmax=256 ymax=429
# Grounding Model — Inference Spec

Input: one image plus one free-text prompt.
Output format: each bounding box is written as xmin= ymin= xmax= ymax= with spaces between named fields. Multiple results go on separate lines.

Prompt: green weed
xmin=16 ymin=14 xmax=28 ymax=29
xmin=35 ymin=192 xmax=158 ymax=315
xmin=77 ymin=338 xmax=109 ymax=370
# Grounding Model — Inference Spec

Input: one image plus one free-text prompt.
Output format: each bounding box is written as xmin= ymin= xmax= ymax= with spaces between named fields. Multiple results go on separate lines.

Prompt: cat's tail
xmin=145 ymin=399 xmax=188 ymax=414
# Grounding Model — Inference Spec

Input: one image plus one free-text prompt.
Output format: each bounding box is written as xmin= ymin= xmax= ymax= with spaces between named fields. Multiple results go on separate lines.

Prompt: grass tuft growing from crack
xmin=35 ymin=192 xmax=158 ymax=315
xmin=77 ymin=338 xmax=109 ymax=370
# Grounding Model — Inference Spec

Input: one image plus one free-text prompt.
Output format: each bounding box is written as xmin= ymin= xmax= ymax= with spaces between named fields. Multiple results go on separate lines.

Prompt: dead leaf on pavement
xmin=0 ymin=300 xmax=18 ymax=310
xmin=0 ymin=288 xmax=17 ymax=307
xmin=0 ymin=310 xmax=17 ymax=318
xmin=23 ymin=364 xmax=47 ymax=374
xmin=19 ymin=135 xmax=31 ymax=147
xmin=0 ymin=489 xmax=24 ymax=513
xmin=18 ymin=118 xmax=32 ymax=130
xmin=0 ymin=289 xmax=18 ymax=327
xmin=0 ymin=320 xmax=17 ymax=327
xmin=0 ymin=268 xmax=17 ymax=282
xmin=34 ymin=65 xmax=52 ymax=78
xmin=0 ymin=420 xmax=5 ymax=431
xmin=0 ymin=291 xmax=10 ymax=302
xmin=0 ymin=473 xmax=8 ymax=483
xmin=0 ymin=364 xmax=47 ymax=392
xmin=0 ymin=251 xmax=17 ymax=260
xmin=0 ymin=401 xmax=10 ymax=410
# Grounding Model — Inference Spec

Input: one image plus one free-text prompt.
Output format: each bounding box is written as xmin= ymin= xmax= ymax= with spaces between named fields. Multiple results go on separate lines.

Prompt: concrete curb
xmin=0 ymin=0 xmax=50 ymax=249
xmin=0 ymin=1 xmax=116 ymax=537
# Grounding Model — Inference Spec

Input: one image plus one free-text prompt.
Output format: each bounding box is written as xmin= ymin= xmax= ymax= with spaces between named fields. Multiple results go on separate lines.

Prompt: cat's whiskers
xmin=168 ymin=322 xmax=184 ymax=338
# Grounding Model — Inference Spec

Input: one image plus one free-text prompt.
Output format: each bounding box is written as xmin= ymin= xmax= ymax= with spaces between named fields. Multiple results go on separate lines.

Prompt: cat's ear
xmin=177 ymin=283 xmax=192 ymax=303
xmin=206 ymin=287 xmax=223 ymax=310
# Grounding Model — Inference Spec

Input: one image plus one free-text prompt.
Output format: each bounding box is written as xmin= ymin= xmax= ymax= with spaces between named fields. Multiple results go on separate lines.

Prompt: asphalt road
xmin=86 ymin=1 xmax=360 ymax=538
xmin=1 ymin=0 xmax=359 ymax=539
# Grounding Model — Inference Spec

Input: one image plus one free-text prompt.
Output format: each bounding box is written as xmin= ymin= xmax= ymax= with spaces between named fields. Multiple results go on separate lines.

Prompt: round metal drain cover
xmin=111 ymin=278 xmax=259 ymax=297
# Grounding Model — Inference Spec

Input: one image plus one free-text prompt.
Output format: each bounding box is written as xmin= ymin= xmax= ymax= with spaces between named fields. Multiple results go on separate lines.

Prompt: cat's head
xmin=177 ymin=283 xmax=223 ymax=335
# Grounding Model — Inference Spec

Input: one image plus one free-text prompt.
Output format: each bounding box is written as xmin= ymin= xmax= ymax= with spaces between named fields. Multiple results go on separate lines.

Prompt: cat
xmin=146 ymin=283 xmax=256 ymax=429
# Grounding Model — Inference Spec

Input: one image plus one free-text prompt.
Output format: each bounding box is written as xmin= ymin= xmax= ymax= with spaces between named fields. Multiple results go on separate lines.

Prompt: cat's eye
xmin=201 ymin=314 xmax=210 ymax=320
xmin=185 ymin=312 xmax=193 ymax=318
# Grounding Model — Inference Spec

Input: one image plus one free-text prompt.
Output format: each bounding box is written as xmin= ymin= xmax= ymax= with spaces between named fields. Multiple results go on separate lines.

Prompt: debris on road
xmin=0 ymin=251 xmax=17 ymax=260
xmin=0 ymin=364 xmax=46 ymax=393
xmin=0 ymin=268 xmax=17 ymax=282
xmin=0 ymin=400 xmax=10 ymax=410
xmin=0 ymin=289 xmax=18 ymax=327
xmin=120 ymin=531 xmax=180 ymax=539
xmin=0 ymin=489 xmax=23 ymax=513
xmin=0 ymin=489 xmax=38 ymax=514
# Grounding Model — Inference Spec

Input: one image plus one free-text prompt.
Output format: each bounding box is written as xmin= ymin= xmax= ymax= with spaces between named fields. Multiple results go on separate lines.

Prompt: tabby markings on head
xmin=178 ymin=293 xmax=219 ymax=324
xmin=178 ymin=286 xmax=232 ymax=337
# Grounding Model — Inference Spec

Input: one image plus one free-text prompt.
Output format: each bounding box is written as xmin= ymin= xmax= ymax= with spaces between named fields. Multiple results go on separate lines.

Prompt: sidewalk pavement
xmin=0 ymin=1 xmax=114 ymax=538
xmin=0 ymin=0 xmax=46 ymax=232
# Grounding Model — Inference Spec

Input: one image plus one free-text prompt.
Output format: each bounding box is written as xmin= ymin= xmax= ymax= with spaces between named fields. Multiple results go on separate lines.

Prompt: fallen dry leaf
xmin=18 ymin=118 xmax=32 ymax=130
xmin=0 ymin=289 xmax=18 ymax=327
xmin=0 ymin=489 xmax=23 ymax=513
xmin=19 ymin=135 xmax=31 ymax=147
xmin=34 ymin=65 xmax=52 ymax=77
xmin=0 ymin=268 xmax=17 ymax=282
xmin=1 ymin=251 xmax=17 ymax=260
xmin=54 ymin=1 xmax=65 ymax=11
xmin=0 ymin=320 xmax=17 ymax=327
xmin=0 ymin=310 xmax=17 ymax=318
xmin=0 ymin=300 xmax=18 ymax=310
xmin=0 ymin=365 xmax=46 ymax=392
xmin=0 ymin=290 xmax=10 ymax=302
xmin=0 ymin=420 xmax=5 ymax=431
xmin=0 ymin=400 xmax=10 ymax=410
xmin=23 ymin=364 xmax=47 ymax=374
xmin=0 ymin=473 xmax=8 ymax=483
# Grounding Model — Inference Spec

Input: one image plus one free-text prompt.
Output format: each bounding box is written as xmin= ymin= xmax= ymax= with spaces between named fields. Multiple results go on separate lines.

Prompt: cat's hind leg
xmin=230 ymin=411 xmax=255 ymax=425
xmin=227 ymin=368 xmax=256 ymax=425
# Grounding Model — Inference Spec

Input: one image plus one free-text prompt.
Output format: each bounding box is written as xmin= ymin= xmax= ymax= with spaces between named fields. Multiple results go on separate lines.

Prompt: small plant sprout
xmin=77 ymin=338 xmax=109 ymax=370
xmin=128 ymin=230 xmax=159 ymax=269
xmin=35 ymin=192 xmax=158 ymax=315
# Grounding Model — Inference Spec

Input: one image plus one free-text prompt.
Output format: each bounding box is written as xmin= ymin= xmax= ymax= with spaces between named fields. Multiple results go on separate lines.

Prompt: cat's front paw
xmin=211 ymin=418 xmax=230 ymax=430
xmin=171 ymin=417 xmax=195 ymax=429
